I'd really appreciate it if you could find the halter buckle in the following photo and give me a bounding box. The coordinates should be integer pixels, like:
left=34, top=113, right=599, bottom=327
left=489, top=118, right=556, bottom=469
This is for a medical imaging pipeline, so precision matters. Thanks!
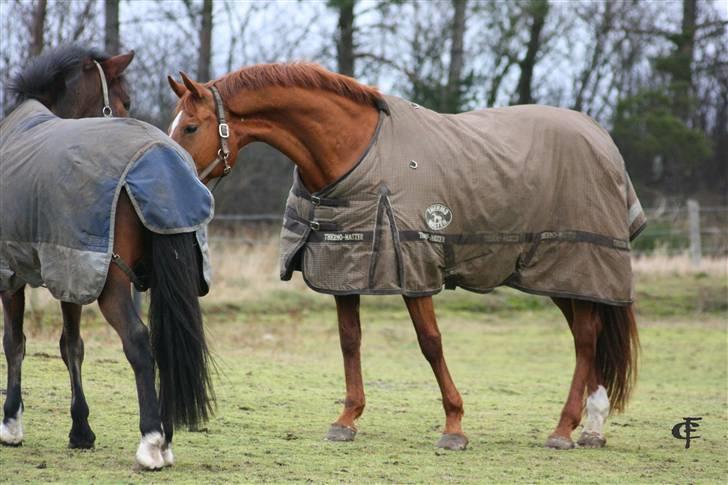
left=218, top=123, right=230, bottom=139
left=223, top=162, right=232, bottom=176
left=102, top=106, right=113, bottom=118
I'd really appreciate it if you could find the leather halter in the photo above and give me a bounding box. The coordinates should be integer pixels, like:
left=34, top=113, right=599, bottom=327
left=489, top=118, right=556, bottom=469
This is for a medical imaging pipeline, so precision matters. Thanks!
left=92, top=60, right=113, bottom=118
left=197, top=86, right=232, bottom=180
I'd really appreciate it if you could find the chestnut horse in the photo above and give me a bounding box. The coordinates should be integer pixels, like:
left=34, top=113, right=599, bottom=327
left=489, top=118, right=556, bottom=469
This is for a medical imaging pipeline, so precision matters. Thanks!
left=1, top=45, right=213, bottom=469
left=168, top=64, right=639, bottom=451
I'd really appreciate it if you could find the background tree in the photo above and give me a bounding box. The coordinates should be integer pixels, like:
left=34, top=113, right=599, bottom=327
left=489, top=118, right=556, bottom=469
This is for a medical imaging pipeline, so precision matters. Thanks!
left=515, top=0, right=549, bottom=104
left=30, top=0, right=47, bottom=56
left=331, top=0, right=356, bottom=76
left=197, top=0, right=213, bottom=81
left=104, top=0, right=119, bottom=54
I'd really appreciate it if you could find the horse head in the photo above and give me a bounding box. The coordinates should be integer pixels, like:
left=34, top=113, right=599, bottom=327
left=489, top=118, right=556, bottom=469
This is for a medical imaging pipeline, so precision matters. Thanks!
left=167, top=73, right=242, bottom=181
left=10, top=45, right=134, bottom=118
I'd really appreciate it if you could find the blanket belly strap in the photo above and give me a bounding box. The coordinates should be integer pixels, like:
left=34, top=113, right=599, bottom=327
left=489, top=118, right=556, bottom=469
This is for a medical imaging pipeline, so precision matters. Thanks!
left=399, top=230, right=630, bottom=251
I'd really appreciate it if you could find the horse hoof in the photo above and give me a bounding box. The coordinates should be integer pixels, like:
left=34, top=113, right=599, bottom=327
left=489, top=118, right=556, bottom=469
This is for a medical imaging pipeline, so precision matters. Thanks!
left=436, top=433, right=468, bottom=451
left=325, top=424, right=356, bottom=442
left=545, top=434, right=575, bottom=450
left=135, top=432, right=165, bottom=470
left=577, top=431, right=606, bottom=448
left=68, top=438, right=95, bottom=449
left=68, top=427, right=96, bottom=449
left=161, top=443, right=175, bottom=467
left=0, top=414, right=24, bottom=446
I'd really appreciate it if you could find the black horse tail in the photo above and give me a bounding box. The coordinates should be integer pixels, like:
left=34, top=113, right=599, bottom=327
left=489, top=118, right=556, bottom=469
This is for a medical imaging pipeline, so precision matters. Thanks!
left=149, top=231, right=214, bottom=435
left=595, top=303, right=640, bottom=413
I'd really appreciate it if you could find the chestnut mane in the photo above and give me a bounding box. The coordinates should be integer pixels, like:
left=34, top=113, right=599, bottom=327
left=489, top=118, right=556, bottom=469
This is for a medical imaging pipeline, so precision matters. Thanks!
left=212, top=63, right=383, bottom=108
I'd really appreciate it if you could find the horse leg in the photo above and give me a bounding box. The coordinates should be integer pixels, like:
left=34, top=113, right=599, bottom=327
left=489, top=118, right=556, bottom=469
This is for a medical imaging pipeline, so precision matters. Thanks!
left=326, top=294, right=365, bottom=442
left=545, top=299, right=605, bottom=449
left=59, top=301, right=96, bottom=449
left=97, top=192, right=169, bottom=470
left=98, top=272, right=169, bottom=469
left=0, top=286, right=26, bottom=446
left=403, top=295, right=467, bottom=450
left=551, top=297, right=608, bottom=448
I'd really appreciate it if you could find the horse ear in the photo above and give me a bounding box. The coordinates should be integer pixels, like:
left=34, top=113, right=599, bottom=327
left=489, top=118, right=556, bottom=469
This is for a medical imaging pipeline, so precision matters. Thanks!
left=100, top=50, right=135, bottom=80
left=179, top=71, right=203, bottom=99
left=168, top=75, right=187, bottom=98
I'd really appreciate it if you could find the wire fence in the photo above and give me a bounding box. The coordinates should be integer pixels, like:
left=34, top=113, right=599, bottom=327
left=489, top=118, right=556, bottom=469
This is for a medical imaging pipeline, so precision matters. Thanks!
left=207, top=203, right=728, bottom=259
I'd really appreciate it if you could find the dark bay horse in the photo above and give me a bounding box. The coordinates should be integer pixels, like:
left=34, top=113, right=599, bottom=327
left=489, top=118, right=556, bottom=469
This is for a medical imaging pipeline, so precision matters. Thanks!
left=168, top=64, right=640, bottom=451
left=1, top=46, right=213, bottom=469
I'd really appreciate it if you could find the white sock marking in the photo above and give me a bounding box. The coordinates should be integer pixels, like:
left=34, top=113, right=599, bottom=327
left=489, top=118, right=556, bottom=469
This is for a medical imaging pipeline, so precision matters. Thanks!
left=583, top=385, right=609, bottom=436
left=161, top=443, right=174, bottom=466
left=0, top=407, right=23, bottom=445
left=135, top=431, right=165, bottom=470
left=169, top=111, right=183, bottom=136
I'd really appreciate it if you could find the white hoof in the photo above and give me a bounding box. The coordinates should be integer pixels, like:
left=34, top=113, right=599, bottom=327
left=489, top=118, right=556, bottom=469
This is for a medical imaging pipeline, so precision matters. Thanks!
left=161, top=443, right=174, bottom=467
left=0, top=409, right=24, bottom=446
left=135, top=432, right=165, bottom=470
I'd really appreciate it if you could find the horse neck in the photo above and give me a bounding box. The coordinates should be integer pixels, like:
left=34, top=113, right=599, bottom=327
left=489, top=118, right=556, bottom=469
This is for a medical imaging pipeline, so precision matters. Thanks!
left=51, top=71, right=102, bottom=118
left=226, top=86, right=380, bottom=192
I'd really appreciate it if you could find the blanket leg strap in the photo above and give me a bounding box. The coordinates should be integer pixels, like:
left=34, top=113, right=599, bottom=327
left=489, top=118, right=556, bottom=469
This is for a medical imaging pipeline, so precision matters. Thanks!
left=111, top=253, right=147, bottom=291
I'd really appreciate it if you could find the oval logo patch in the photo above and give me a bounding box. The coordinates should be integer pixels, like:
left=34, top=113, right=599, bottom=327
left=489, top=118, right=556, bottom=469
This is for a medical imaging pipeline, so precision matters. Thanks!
left=425, top=203, right=453, bottom=231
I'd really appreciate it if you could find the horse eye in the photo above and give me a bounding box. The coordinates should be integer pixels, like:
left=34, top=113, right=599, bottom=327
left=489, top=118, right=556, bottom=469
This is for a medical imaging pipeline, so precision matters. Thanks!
left=123, top=101, right=131, bottom=111
left=184, top=125, right=198, bottom=134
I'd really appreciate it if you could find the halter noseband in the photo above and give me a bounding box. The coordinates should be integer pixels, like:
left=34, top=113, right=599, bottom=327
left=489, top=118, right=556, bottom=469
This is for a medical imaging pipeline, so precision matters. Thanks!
left=197, top=86, right=232, bottom=181
left=92, top=60, right=113, bottom=118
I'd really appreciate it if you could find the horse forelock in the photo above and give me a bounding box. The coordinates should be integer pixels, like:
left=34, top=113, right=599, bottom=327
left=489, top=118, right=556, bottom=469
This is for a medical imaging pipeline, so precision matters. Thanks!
left=9, top=44, right=110, bottom=105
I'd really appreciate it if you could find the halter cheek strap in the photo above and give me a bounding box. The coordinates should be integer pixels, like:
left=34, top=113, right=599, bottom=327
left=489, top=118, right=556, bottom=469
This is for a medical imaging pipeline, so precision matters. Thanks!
left=198, top=86, right=233, bottom=181
left=93, top=60, right=113, bottom=118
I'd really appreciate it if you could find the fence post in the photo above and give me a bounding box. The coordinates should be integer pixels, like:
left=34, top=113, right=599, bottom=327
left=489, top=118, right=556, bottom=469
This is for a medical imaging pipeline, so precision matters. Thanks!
left=687, top=199, right=701, bottom=267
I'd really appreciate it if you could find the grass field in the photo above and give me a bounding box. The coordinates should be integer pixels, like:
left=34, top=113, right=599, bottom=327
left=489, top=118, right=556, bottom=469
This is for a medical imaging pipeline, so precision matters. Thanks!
left=1, top=250, right=726, bottom=483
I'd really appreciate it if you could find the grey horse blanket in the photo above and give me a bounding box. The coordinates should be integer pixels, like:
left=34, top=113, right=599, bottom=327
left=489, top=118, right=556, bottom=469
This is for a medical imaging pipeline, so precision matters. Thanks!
left=0, top=100, right=214, bottom=304
left=280, top=96, right=646, bottom=305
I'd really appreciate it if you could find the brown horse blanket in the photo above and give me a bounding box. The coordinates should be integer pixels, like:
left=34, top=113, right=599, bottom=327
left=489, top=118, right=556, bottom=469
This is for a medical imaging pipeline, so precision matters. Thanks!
left=0, top=100, right=214, bottom=304
left=280, top=96, right=646, bottom=305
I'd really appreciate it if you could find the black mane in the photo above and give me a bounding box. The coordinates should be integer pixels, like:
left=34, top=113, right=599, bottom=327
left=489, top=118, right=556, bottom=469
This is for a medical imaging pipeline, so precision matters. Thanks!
left=10, top=44, right=109, bottom=104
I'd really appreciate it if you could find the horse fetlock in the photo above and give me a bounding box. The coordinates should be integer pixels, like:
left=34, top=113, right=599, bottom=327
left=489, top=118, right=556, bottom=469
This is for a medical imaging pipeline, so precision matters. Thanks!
left=0, top=409, right=24, bottom=446
left=345, top=398, right=365, bottom=417
left=135, top=431, right=168, bottom=470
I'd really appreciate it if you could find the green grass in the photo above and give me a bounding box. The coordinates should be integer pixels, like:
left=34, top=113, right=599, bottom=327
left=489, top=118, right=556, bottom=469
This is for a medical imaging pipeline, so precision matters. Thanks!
left=1, top=275, right=726, bottom=483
